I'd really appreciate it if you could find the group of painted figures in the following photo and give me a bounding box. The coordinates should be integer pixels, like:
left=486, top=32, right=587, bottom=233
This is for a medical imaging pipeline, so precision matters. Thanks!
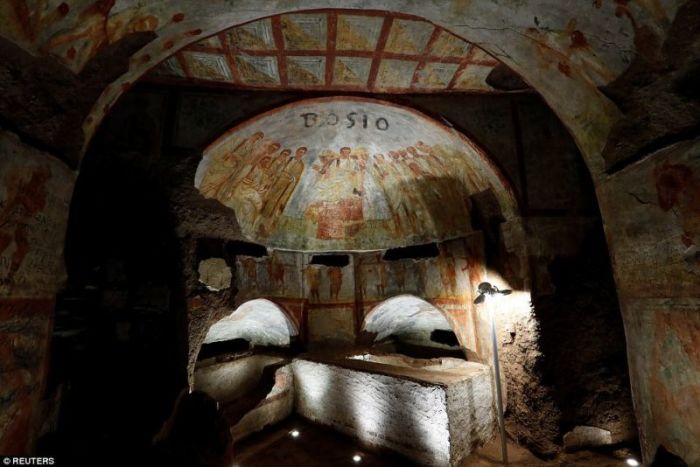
left=235, top=244, right=470, bottom=305
left=199, top=131, right=306, bottom=236
left=199, top=130, right=480, bottom=241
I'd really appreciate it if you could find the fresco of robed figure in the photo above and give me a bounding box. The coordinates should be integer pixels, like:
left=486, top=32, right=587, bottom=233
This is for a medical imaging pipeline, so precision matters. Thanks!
left=195, top=99, right=512, bottom=251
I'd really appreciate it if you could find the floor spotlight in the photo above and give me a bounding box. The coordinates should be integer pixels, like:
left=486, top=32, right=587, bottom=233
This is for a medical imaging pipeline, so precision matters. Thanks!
left=290, top=429, right=300, bottom=438
left=352, top=454, right=362, bottom=463
left=626, top=459, right=640, bottom=466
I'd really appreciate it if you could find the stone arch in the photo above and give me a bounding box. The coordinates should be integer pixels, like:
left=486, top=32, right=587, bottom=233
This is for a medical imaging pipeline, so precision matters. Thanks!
left=361, top=294, right=467, bottom=353
left=192, top=299, right=297, bottom=436
left=34, top=1, right=671, bottom=177
left=0, top=3, right=693, bottom=462
left=201, top=298, right=299, bottom=350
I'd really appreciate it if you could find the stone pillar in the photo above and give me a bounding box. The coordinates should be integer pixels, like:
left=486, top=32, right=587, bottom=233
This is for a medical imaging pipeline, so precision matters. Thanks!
left=0, top=130, right=75, bottom=453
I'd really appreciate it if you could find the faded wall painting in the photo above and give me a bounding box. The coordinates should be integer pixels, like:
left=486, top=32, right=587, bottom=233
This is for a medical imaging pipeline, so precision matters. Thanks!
left=599, top=138, right=700, bottom=463
left=196, top=97, right=514, bottom=251
left=0, top=132, right=75, bottom=298
left=229, top=235, right=488, bottom=354
left=599, top=138, right=700, bottom=299
left=0, top=299, right=54, bottom=453
left=234, top=250, right=304, bottom=302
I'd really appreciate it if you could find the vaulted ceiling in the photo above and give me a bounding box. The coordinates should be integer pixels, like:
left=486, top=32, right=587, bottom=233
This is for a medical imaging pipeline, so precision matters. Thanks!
left=146, top=11, right=501, bottom=93
left=0, top=1, right=684, bottom=175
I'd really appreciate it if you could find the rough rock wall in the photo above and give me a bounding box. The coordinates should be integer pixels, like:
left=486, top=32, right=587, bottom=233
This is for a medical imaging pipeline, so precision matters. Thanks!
left=194, top=354, right=286, bottom=403
left=0, top=130, right=75, bottom=453
left=539, top=226, right=635, bottom=439
left=0, top=34, right=156, bottom=166
left=231, top=363, right=294, bottom=441
left=50, top=137, right=242, bottom=462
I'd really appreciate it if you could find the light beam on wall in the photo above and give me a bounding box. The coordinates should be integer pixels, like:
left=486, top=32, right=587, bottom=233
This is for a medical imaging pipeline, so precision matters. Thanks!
left=474, top=281, right=510, bottom=465
left=363, top=295, right=455, bottom=346
left=202, top=298, right=298, bottom=348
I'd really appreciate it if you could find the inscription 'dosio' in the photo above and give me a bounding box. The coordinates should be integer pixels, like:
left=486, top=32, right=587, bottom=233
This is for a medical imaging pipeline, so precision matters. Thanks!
left=300, top=112, right=390, bottom=131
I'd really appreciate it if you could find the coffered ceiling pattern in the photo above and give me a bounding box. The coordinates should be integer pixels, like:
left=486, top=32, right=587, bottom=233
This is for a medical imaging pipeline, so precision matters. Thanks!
left=147, top=11, right=501, bottom=93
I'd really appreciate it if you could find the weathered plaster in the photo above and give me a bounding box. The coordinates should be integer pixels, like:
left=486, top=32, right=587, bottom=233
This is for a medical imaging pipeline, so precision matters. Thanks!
left=363, top=295, right=453, bottom=342
left=0, top=131, right=75, bottom=298
left=0, top=299, right=54, bottom=454
left=0, top=130, right=75, bottom=453
left=598, top=138, right=700, bottom=464
left=231, top=237, right=499, bottom=357
left=197, top=257, right=232, bottom=291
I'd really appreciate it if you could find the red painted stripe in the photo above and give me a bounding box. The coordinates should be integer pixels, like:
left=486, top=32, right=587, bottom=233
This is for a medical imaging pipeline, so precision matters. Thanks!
left=174, top=51, right=193, bottom=80
left=367, top=15, right=393, bottom=90
left=326, top=10, right=337, bottom=86
left=447, top=43, right=477, bottom=89
left=219, top=31, right=242, bottom=84
left=271, top=15, right=288, bottom=86
left=410, top=24, right=442, bottom=90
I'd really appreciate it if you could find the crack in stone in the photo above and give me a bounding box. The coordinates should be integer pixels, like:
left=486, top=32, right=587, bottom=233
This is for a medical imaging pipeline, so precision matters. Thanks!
left=627, top=191, right=656, bottom=205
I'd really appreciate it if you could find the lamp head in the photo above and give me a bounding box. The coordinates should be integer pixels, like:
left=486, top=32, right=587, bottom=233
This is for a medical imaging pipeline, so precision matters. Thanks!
left=474, top=282, right=512, bottom=304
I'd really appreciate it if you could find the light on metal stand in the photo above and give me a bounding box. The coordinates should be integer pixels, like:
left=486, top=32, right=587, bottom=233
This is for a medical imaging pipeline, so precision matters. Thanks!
left=474, top=282, right=511, bottom=465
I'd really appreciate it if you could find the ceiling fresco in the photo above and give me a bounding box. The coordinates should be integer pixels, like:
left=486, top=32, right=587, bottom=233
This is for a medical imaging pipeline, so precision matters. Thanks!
left=194, top=97, right=517, bottom=251
left=145, top=11, right=500, bottom=93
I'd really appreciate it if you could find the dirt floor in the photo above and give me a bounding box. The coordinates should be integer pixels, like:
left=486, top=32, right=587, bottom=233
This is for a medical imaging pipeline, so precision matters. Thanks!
left=463, top=436, right=637, bottom=467
left=233, top=416, right=638, bottom=467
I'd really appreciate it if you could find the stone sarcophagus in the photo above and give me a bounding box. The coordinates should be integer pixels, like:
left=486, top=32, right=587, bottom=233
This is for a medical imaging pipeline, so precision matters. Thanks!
left=292, top=355, right=496, bottom=466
